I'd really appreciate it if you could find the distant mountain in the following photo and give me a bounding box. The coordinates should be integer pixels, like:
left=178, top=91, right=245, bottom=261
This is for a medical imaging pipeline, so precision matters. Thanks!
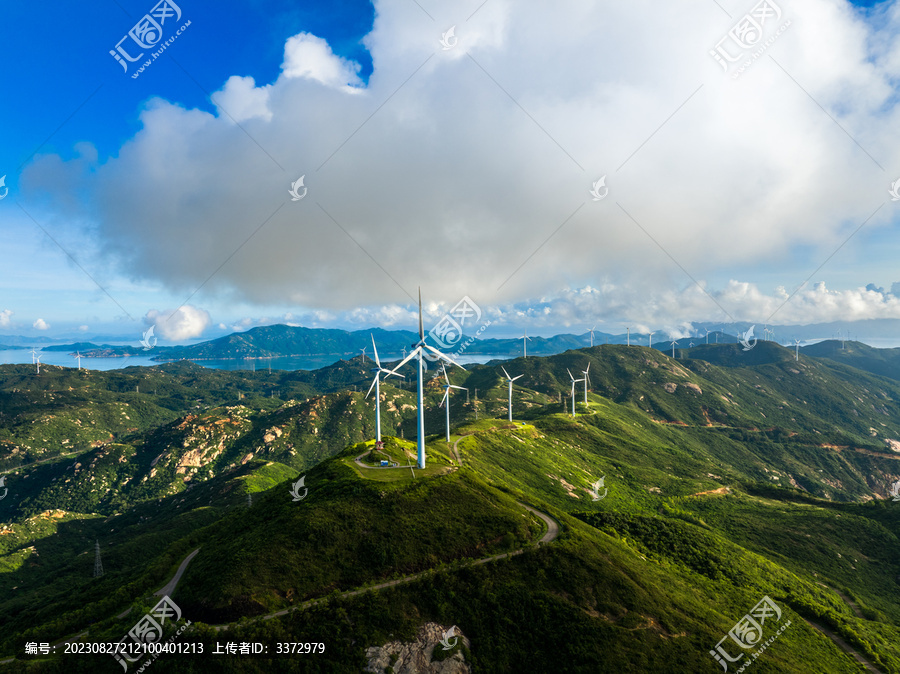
left=803, top=339, right=900, bottom=382
left=39, top=342, right=109, bottom=352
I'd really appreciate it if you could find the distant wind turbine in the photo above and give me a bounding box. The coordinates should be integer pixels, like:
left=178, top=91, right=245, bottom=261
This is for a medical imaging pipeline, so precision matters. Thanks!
left=360, top=346, right=368, bottom=363
left=522, top=329, right=532, bottom=359
left=439, top=364, right=468, bottom=441
left=793, top=338, right=800, bottom=362
left=626, top=327, right=630, bottom=346
left=30, top=347, right=36, bottom=365
left=670, top=340, right=677, bottom=358
left=366, top=334, right=403, bottom=443
left=501, top=366, right=524, bottom=422
left=588, top=326, right=596, bottom=347
left=36, top=354, right=42, bottom=375
left=74, top=352, right=82, bottom=370
left=567, top=369, right=584, bottom=417
left=648, top=331, right=654, bottom=349
left=705, top=329, right=710, bottom=345
left=389, top=288, right=462, bottom=469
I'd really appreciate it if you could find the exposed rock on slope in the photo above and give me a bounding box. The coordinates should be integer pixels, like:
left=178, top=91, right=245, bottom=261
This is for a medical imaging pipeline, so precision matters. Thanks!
left=365, top=623, right=471, bottom=674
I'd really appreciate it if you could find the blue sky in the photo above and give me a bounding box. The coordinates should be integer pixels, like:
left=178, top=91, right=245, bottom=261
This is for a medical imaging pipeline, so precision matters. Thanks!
left=3, top=0, right=900, bottom=344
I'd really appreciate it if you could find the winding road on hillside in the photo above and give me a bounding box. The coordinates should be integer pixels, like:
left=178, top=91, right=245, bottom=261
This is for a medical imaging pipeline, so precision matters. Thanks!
left=212, top=500, right=558, bottom=632
left=451, top=433, right=472, bottom=466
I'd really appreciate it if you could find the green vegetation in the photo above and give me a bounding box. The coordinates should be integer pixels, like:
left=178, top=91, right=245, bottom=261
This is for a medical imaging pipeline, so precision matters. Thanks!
left=2, top=342, right=900, bottom=672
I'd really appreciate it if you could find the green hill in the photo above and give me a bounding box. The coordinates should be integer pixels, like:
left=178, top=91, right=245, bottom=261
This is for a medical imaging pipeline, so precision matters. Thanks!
left=2, top=345, right=900, bottom=671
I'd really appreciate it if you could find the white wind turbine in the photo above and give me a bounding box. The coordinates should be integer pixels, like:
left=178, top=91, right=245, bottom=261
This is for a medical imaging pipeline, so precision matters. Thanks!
left=366, top=334, right=403, bottom=443
left=648, top=331, right=654, bottom=349
left=30, top=347, right=37, bottom=364
left=705, top=329, right=710, bottom=345
left=36, top=354, right=42, bottom=375
left=567, top=369, right=584, bottom=417
left=74, top=352, right=82, bottom=370
left=439, top=364, right=468, bottom=441
left=389, top=289, right=462, bottom=469
left=581, top=363, right=591, bottom=404
left=670, top=340, right=677, bottom=358
left=588, top=325, right=596, bottom=347
left=360, top=345, right=368, bottom=364
left=793, top=338, right=801, bottom=361
left=626, top=327, right=630, bottom=346
left=521, top=329, right=532, bottom=358
left=501, top=366, right=524, bottom=422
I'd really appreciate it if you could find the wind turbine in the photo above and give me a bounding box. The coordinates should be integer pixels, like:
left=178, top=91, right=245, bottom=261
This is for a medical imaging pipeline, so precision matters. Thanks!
left=36, top=354, right=42, bottom=375
left=567, top=369, right=584, bottom=417
left=389, top=289, right=462, bottom=469
left=793, top=338, right=800, bottom=361
left=439, top=364, right=468, bottom=441
left=501, top=366, right=524, bottom=422
left=588, top=325, right=596, bottom=347
left=74, top=352, right=82, bottom=370
left=366, top=335, right=403, bottom=443
left=521, top=329, right=532, bottom=358
left=648, top=331, right=654, bottom=349
left=670, top=340, right=677, bottom=358
left=360, top=346, right=368, bottom=364
left=581, top=363, right=591, bottom=405
left=626, top=327, right=630, bottom=346
left=705, top=329, right=710, bottom=345
left=30, top=348, right=36, bottom=364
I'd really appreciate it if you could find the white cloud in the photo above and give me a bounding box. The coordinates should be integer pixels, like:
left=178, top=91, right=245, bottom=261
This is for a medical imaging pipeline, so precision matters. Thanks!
left=23, top=0, right=900, bottom=328
left=78, top=324, right=89, bottom=331
left=145, top=306, right=211, bottom=340
left=33, top=318, right=49, bottom=330
left=281, top=32, right=364, bottom=90
left=214, top=76, right=272, bottom=122
left=0, top=310, right=11, bottom=327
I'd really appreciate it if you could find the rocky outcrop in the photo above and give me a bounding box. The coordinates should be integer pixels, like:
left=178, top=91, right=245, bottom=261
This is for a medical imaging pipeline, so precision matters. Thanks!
left=365, top=623, right=471, bottom=674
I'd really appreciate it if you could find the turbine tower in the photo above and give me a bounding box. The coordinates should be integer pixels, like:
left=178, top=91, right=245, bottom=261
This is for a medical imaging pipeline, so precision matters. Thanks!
left=30, top=347, right=36, bottom=364
left=793, top=338, right=800, bottom=361
left=366, top=334, right=403, bottom=443
left=501, top=366, right=523, bottom=422
left=670, top=340, right=677, bottom=358
left=521, top=329, right=532, bottom=359
left=360, top=346, right=367, bottom=364
left=93, top=540, right=104, bottom=578
left=36, top=355, right=42, bottom=375
left=389, top=289, right=461, bottom=469
left=581, top=363, right=591, bottom=404
left=567, top=369, right=584, bottom=417
left=626, top=327, right=630, bottom=346
left=439, top=364, right=468, bottom=441
left=588, top=325, right=596, bottom=347
left=648, top=331, right=654, bottom=349
left=705, top=329, right=710, bottom=345
left=74, top=352, right=82, bottom=370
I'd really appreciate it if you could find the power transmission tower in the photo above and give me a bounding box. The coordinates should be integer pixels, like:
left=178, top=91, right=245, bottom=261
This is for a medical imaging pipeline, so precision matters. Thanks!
left=247, top=492, right=252, bottom=507
left=93, top=540, right=104, bottom=578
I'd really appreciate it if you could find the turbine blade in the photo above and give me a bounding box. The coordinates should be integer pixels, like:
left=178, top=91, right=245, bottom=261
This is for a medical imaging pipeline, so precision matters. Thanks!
left=567, top=368, right=575, bottom=381
left=366, top=374, right=378, bottom=398
left=371, top=334, right=380, bottom=367
left=381, top=367, right=405, bottom=378
left=585, top=363, right=590, bottom=373
left=512, top=375, right=524, bottom=381
left=442, top=362, right=450, bottom=385
left=389, top=347, right=420, bottom=373
left=501, top=366, right=511, bottom=380
left=450, top=385, right=467, bottom=391
left=424, top=344, right=462, bottom=368
left=418, top=287, right=424, bottom=341
left=440, top=388, right=449, bottom=406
